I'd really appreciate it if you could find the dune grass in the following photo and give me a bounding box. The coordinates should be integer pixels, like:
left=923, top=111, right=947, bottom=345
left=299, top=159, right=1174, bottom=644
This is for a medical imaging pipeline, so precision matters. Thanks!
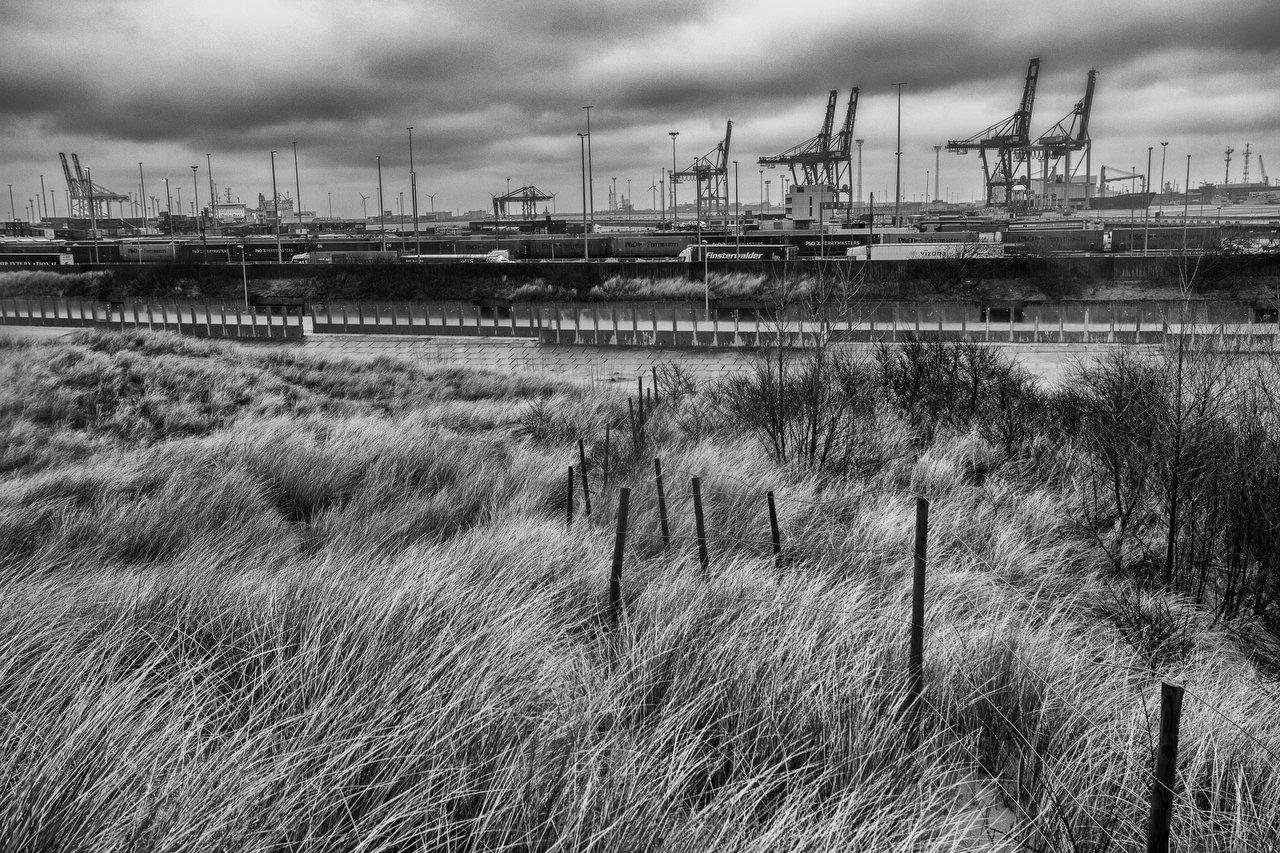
left=0, top=330, right=1277, bottom=851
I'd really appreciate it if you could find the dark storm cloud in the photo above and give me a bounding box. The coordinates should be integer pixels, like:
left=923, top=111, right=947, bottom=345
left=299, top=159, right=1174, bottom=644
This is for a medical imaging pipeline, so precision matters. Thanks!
left=1, top=0, right=1276, bottom=218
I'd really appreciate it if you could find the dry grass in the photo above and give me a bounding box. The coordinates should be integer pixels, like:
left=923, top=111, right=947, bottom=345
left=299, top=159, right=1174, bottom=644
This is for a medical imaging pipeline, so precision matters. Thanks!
left=0, top=330, right=1276, bottom=851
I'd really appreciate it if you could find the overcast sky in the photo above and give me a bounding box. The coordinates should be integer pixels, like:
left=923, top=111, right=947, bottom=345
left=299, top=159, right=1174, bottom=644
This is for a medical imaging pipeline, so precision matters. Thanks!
left=2, top=0, right=1277, bottom=220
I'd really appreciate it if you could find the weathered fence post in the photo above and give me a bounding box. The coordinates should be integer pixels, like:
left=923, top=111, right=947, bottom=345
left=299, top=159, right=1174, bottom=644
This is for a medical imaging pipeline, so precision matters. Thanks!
left=610, top=487, right=630, bottom=627
left=1147, top=682, right=1184, bottom=853
left=637, top=376, right=645, bottom=427
left=652, top=366, right=660, bottom=406
left=906, top=496, right=929, bottom=748
left=577, top=438, right=592, bottom=518
left=628, top=398, right=640, bottom=450
left=692, top=476, right=709, bottom=572
left=767, top=490, right=782, bottom=572
left=566, top=465, right=575, bottom=527
left=603, top=425, right=610, bottom=485
left=652, top=458, right=671, bottom=550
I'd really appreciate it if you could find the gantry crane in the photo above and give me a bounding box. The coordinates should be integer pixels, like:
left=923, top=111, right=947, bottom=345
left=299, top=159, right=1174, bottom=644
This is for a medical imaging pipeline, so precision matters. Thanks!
left=947, top=58, right=1040, bottom=208
left=492, top=185, right=555, bottom=220
left=757, top=88, right=858, bottom=207
left=672, top=121, right=733, bottom=216
left=59, top=153, right=129, bottom=218
left=1029, top=68, right=1096, bottom=210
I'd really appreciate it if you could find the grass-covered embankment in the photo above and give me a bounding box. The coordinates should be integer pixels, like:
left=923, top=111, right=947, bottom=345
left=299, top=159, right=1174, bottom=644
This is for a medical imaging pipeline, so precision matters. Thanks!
left=0, top=329, right=1277, bottom=850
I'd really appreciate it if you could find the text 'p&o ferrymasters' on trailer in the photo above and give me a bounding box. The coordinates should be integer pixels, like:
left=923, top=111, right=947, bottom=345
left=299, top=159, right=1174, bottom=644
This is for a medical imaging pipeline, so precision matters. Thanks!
left=845, top=242, right=1005, bottom=261
left=678, top=244, right=798, bottom=262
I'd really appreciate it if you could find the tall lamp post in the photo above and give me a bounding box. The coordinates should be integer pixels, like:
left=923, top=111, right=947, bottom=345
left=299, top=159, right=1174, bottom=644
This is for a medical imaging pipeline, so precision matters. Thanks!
left=270, top=150, right=281, bottom=262
left=292, top=141, right=303, bottom=232
left=407, top=126, right=419, bottom=257
left=206, top=153, right=215, bottom=227
left=1158, top=141, right=1169, bottom=214
left=669, top=131, right=679, bottom=226
left=1181, top=154, right=1191, bottom=252
left=138, top=163, right=147, bottom=232
left=162, top=176, right=173, bottom=260
left=578, top=133, right=589, bottom=261
left=583, top=105, right=595, bottom=229
left=87, top=167, right=98, bottom=263
left=733, top=159, right=740, bottom=256
left=892, top=82, right=905, bottom=225
left=933, top=144, right=942, bottom=204
left=239, top=244, right=249, bottom=309
left=191, top=164, right=205, bottom=257
left=376, top=155, right=386, bottom=251
left=1142, top=146, right=1153, bottom=255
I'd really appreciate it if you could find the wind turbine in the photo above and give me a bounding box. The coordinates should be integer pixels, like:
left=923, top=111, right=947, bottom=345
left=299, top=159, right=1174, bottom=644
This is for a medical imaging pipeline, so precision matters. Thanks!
left=649, top=178, right=658, bottom=213
left=425, top=192, right=436, bottom=213
left=358, top=193, right=369, bottom=219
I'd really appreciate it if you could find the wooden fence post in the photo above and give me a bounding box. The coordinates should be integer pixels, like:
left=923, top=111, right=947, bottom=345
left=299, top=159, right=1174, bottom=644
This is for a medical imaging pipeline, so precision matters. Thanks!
left=610, top=487, right=630, bottom=627
left=1147, top=682, right=1184, bottom=853
left=628, top=398, right=640, bottom=450
left=654, top=458, right=670, bottom=549
left=652, top=366, right=660, bottom=406
left=767, top=490, right=782, bottom=572
left=692, top=476, right=709, bottom=572
left=637, top=376, right=645, bottom=428
left=603, top=425, right=610, bottom=485
left=566, top=466, right=575, bottom=527
left=906, top=496, right=929, bottom=748
left=577, top=438, right=592, bottom=518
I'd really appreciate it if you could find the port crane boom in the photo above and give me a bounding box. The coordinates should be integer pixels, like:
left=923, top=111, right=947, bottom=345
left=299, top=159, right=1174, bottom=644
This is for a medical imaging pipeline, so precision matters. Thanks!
left=59, top=152, right=129, bottom=217
left=757, top=88, right=857, bottom=209
left=947, top=58, right=1040, bottom=208
left=1029, top=69, right=1096, bottom=209
left=672, top=121, right=733, bottom=215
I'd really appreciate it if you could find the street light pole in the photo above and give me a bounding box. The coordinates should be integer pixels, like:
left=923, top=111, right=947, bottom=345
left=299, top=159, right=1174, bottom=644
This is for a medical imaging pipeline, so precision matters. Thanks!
left=240, top=244, right=249, bottom=308
left=163, top=176, right=173, bottom=260
left=38, top=174, right=47, bottom=220
left=376, top=155, right=386, bottom=251
left=1143, top=146, right=1153, bottom=255
left=292, top=141, right=303, bottom=232
left=669, top=131, right=679, bottom=226
left=1159, top=141, right=1169, bottom=212
left=408, top=126, right=419, bottom=257
left=1182, top=154, right=1191, bottom=253
left=734, top=159, right=740, bottom=256
left=583, top=105, right=594, bottom=229
left=137, top=162, right=146, bottom=262
left=206, top=153, right=215, bottom=227
left=270, top=150, right=281, bottom=262
left=578, top=132, right=589, bottom=261
left=192, top=164, right=205, bottom=258
left=892, top=82, right=905, bottom=225
left=933, top=144, right=941, bottom=204
left=87, top=167, right=98, bottom=263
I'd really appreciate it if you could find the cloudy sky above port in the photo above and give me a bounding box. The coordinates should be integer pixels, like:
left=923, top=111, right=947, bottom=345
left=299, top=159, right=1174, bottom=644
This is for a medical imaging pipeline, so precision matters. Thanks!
left=2, top=0, right=1277, bottom=220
